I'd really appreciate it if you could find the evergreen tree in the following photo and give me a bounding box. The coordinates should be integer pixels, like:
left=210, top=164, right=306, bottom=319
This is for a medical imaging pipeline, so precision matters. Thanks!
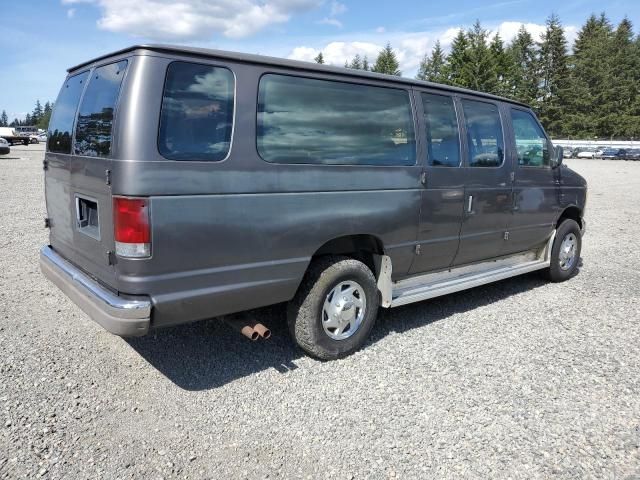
left=416, top=41, right=447, bottom=83
left=445, top=29, right=470, bottom=87
left=362, top=56, right=370, bottom=71
left=462, top=20, right=498, bottom=93
left=372, top=43, right=401, bottom=76
left=507, top=26, right=539, bottom=105
left=32, top=100, right=43, bottom=125
left=0, top=110, right=7, bottom=127
left=24, top=113, right=32, bottom=126
left=537, top=14, right=570, bottom=137
left=490, top=33, right=514, bottom=97
left=349, top=54, right=363, bottom=70
left=603, top=17, right=639, bottom=137
left=314, top=52, right=324, bottom=64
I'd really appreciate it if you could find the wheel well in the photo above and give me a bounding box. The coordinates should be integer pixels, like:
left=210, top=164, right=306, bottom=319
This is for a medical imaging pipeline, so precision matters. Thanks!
left=557, top=206, right=582, bottom=229
left=313, top=234, right=384, bottom=275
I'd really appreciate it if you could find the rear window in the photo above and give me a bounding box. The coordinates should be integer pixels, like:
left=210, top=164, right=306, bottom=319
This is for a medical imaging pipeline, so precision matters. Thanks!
left=257, top=74, right=416, bottom=166
left=158, top=62, right=235, bottom=161
left=48, top=71, right=89, bottom=154
left=74, top=60, right=128, bottom=157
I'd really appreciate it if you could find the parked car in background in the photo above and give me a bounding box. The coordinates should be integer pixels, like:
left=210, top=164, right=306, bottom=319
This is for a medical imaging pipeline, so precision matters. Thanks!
left=601, top=148, right=627, bottom=160
left=577, top=149, right=597, bottom=158
left=562, top=147, right=572, bottom=158
left=623, top=149, right=640, bottom=161
left=0, top=137, right=9, bottom=155
left=36, top=132, right=47, bottom=143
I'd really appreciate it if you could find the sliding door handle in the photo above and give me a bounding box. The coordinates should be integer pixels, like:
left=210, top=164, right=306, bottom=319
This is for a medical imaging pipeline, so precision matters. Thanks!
left=467, top=195, right=474, bottom=214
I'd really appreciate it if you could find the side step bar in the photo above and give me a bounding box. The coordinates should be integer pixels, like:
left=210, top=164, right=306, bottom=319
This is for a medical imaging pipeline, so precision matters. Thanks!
left=379, top=231, right=555, bottom=308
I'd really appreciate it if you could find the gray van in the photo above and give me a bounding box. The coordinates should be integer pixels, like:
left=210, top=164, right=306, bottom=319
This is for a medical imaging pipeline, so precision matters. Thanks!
left=40, top=45, right=587, bottom=360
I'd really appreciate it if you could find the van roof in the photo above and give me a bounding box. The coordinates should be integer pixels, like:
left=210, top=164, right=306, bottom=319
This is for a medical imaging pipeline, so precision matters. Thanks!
left=68, top=44, right=530, bottom=108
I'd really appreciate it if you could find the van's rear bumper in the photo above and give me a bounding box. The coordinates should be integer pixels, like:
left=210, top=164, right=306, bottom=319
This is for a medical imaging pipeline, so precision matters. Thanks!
left=39, top=246, right=151, bottom=336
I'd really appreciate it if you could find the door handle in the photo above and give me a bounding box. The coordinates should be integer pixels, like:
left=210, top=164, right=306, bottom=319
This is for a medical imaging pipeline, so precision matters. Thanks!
left=467, top=195, right=474, bottom=214
left=420, top=172, right=427, bottom=186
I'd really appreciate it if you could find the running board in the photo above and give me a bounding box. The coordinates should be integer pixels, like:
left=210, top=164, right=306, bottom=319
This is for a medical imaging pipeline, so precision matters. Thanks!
left=384, top=231, right=555, bottom=308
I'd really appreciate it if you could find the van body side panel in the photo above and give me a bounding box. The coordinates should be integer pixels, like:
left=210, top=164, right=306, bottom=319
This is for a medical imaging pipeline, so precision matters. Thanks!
left=116, top=190, right=419, bottom=327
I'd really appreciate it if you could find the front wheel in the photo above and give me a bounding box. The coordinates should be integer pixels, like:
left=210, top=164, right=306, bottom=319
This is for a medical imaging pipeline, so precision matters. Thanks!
left=287, top=256, right=379, bottom=360
left=544, top=219, right=582, bottom=282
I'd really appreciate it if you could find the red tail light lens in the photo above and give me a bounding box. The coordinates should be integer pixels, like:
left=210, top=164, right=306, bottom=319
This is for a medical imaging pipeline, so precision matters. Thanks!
left=113, top=197, right=150, bottom=257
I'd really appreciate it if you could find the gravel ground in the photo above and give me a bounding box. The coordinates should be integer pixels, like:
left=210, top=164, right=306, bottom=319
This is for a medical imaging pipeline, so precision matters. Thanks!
left=1, top=144, right=639, bottom=479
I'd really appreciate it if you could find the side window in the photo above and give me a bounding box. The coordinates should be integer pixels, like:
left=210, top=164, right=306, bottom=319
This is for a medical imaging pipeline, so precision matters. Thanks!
left=511, top=109, right=550, bottom=167
left=257, top=74, right=416, bottom=166
left=158, top=62, right=234, bottom=161
left=74, top=60, right=128, bottom=157
left=421, top=93, right=460, bottom=167
left=461, top=99, right=504, bottom=167
left=48, top=71, right=89, bottom=154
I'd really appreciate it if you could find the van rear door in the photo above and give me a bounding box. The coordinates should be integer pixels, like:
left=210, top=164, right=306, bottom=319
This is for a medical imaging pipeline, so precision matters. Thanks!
left=45, top=60, right=128, bottom=289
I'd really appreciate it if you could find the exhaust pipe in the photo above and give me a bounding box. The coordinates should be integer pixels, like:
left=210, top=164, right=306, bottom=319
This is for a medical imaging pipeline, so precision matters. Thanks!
left=251, top=322, right=271, bottom=340
left=223, top=317, right=259, bottom=341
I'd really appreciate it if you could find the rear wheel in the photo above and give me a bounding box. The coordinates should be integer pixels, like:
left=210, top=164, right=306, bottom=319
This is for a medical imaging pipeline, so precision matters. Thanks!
left=544, top=219, right=582, bottom=282
left=287, top=256, right=379, bottom=360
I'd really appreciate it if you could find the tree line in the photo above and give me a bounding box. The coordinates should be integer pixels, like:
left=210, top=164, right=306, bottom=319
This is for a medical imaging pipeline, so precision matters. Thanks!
left=315, top=13, right=640, bottom=139
left=0, top=100, right=53, bottom=130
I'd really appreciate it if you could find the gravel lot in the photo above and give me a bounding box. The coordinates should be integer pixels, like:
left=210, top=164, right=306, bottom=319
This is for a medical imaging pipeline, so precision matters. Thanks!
left=1, top=144, right=639, bottom=479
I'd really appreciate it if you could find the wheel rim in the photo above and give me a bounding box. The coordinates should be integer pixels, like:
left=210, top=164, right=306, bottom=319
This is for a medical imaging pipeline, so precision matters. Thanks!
left=558, top=233, right=578, bottom=271
left=322, top=280, right=367, bottom=340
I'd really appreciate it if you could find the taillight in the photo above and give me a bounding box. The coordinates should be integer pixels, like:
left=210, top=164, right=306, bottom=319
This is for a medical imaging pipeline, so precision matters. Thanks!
left=113, top=197, right=151, bottom=258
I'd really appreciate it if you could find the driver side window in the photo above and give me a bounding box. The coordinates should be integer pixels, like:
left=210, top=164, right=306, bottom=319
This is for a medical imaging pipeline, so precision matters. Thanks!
left=511, top=109, right=550, bottom=167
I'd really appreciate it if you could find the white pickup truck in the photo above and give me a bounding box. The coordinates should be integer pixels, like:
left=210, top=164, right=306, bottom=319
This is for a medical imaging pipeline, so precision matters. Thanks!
left=0, top=127, right=30, bottom=146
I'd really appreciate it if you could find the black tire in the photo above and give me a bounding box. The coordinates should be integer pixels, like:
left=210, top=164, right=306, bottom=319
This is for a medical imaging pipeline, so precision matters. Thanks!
left=544, top=219, right=582, bottom=282
left=287, top=256, right=379, bottom=360
left=30, top=138, right=38, bottom=144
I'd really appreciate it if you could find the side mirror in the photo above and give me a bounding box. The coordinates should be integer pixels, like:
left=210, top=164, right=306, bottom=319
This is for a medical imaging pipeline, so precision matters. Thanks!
left=551, top=145, right=563, bottom=168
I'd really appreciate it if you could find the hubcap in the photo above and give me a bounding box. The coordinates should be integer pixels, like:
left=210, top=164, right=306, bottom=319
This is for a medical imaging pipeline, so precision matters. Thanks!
left=322, top=281, right=367, bottom=340
left=558, top=233, right=578, bottom=271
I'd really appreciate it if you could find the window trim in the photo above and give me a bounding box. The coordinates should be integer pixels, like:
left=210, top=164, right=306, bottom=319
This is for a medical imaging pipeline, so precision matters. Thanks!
left=71, top=59, right=130, bottom=158
left=510, top=106, right=553, bottom=170
left=255, top=71, right=418, bottom=167
left=156, top=60, right=237, bottom=163
left=418, top=90, right=463, bottom=168
left=459, top=96, right=506, bottom=169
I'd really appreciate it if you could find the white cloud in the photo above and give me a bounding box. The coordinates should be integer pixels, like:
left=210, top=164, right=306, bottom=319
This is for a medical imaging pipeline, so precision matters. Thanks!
left=287, top=20, right=578, bottom=77
left=375, top=26, right=386, bottom=34
left=289, top=41, right=382, bottom=66
left=329, top=1, right=347, bottom=16
left=60, top=0, right=322, bottom=40
left=317, top=17, right=343, bottom=28
left=67, top=8, right=76, bottom=18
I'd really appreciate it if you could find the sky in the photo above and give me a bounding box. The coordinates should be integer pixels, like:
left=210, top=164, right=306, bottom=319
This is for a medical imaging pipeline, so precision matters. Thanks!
left=0, top=0, right=638, bottom=121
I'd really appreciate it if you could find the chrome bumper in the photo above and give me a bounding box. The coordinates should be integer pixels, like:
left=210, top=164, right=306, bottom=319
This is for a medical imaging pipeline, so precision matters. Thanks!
left=39, top=246, right=151, bottom=336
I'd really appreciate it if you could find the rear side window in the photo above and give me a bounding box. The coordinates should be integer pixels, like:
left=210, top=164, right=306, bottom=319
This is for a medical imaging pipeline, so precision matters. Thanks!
left=422, top=93, right=460, bottom=167
left=511, top=109, right=550, bottom=167
left=461, top=99, right=504, bottom=167
left=74, top=60, right=128, bottom=157
left=158, top=62, right=234, bottom=161
left=48, top=71, right=89, bottom=154
left=257, top=74, right=416, bottom=166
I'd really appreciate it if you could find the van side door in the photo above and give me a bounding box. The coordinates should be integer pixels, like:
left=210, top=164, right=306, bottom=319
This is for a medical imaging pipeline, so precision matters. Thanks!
left=408, top=90, right=465, bottom=274
left=452, top=97, right=512, bottom=266
left=502, top=107, right=559, bottom=255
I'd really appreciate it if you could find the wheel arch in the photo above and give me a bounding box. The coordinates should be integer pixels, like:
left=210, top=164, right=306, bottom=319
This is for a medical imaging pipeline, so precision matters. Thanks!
left=556, top=205, right=583, bottom=230
left=311, top=234, right=386, bottom=276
